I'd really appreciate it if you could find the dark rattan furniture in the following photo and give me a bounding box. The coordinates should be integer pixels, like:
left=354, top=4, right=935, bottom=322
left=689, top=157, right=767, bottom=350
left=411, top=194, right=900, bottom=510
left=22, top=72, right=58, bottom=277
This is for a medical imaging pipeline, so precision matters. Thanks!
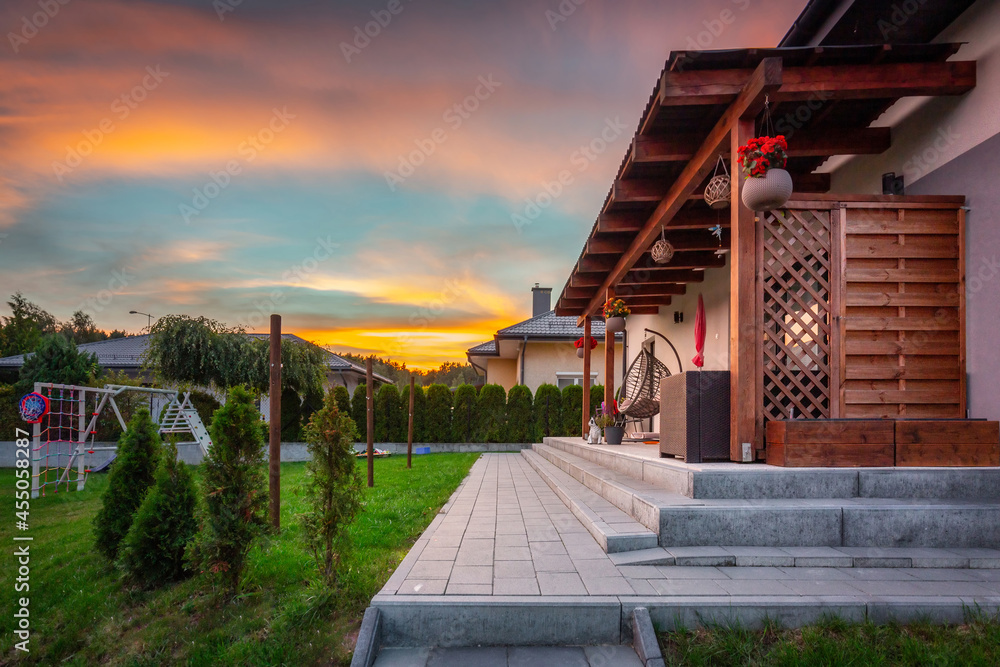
left=659, top=371, right=730, bottom=462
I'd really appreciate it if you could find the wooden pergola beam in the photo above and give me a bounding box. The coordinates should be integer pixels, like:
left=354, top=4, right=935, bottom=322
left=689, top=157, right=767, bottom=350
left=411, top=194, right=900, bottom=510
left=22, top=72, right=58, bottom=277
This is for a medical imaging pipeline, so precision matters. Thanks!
left=618, top=269, right=706, bottom=286
left=659, top=60, right=975, bottom=107
left=631, top=128, right=890, bottom=165
left=576, top=57, right=783, bottom=326
left=588, top=229, right=732, bottom=255
left=597, top=209, right=732, bottom=233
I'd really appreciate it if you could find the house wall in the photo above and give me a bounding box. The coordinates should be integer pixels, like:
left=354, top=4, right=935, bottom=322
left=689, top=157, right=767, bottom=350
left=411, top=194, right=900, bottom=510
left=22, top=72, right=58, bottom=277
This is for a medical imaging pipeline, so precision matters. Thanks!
left=823, top=0, right=1000, bottom=421
left=621, top=260, right=731, bottom=432
left=486, top=358, right=518, bottom=391
left=518, top=341, right=623, bottom=394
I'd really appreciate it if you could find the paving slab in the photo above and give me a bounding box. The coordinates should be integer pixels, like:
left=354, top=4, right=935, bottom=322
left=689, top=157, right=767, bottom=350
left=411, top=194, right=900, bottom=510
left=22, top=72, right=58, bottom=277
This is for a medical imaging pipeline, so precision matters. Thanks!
left=372, top=454, right=1000, bottom=649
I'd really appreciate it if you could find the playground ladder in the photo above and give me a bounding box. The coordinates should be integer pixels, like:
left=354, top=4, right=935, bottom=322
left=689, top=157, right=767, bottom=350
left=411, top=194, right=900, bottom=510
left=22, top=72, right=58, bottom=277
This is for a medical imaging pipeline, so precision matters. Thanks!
left=158, top=392, right=212, bottom=455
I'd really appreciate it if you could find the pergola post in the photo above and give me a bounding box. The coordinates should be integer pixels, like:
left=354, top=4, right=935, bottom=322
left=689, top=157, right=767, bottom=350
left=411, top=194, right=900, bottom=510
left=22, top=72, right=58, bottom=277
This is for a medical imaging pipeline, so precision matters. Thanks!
left=730, top=118, right=758, bottom=462
left=604, top=287, right=615, bottom=415
left=582, top=316, right=591, bottom=437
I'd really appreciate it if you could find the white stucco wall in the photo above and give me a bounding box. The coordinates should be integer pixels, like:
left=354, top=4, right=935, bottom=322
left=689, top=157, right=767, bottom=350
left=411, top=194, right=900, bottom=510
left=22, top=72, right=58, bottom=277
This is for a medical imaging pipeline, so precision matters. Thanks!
left=621, top=259, right=731, bottom=432
left=518, top=340, right=623, bottom=394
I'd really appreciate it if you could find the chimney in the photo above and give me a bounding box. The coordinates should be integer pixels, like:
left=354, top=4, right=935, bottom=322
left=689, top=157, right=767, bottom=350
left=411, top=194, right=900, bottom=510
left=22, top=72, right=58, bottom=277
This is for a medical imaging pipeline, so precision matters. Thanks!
left=531, top=283, right=552, bottom=317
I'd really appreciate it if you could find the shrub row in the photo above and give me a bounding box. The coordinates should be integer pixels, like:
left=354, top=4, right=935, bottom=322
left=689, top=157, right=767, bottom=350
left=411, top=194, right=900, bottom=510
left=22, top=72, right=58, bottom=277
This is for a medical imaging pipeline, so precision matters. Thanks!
left=347, top=382, right=605, bottom=444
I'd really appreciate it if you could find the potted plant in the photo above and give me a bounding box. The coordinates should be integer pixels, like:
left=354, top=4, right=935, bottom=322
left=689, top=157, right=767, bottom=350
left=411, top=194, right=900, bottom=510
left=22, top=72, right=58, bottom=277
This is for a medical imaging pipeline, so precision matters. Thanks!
left=595, top=400, right=624, bottom=445
left=574, top=336, right=597, bottom=358
left=603, top=298, right=630, bottom=334
left=737, top=134, right=792, bottom=211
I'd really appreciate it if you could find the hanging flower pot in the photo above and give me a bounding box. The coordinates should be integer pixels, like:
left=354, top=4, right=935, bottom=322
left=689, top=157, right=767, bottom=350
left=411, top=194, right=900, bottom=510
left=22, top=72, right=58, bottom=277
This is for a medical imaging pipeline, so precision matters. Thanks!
left=741, top=168, right=793, bottom=211
left=574, top=336, right=597, bottom=359
left=603, top=298, right=630, bottom=333
left=737, top=134, right=791, bottom=211
left=704, top=155, right=731, bottom=209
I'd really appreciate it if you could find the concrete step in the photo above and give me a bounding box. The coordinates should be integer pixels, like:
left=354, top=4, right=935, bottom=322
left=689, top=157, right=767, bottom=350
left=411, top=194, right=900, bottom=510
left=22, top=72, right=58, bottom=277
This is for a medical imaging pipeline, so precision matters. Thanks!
left=372, top=645, right=643, bottom=667
left=533, top=443, right=1000, bottom=549
left=608, top=545, right=1000, bottom=568
left=521, top=450, right=657, bottom=554
left=543, top=437, right=1000, bottom=501
left=532, top=444, right=695, bottom=533
left=659, top=497, right=1000, bottom=548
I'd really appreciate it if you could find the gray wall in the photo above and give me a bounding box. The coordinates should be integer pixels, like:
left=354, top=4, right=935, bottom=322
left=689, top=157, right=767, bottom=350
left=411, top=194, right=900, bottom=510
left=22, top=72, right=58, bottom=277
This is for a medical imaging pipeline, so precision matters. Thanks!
left=907, top=130, right=1000, bottom=421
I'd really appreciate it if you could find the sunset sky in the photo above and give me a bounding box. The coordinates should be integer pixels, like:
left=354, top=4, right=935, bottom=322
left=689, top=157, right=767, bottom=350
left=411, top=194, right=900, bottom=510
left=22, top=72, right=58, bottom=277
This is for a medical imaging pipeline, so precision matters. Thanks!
left=1, top=0, right=804, bottom=369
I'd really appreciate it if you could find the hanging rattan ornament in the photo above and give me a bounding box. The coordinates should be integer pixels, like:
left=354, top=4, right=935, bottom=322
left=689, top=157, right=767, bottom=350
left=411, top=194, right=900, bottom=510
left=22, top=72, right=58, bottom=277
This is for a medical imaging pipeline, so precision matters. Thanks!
left=650, top=226, right=675, bottom=264
left=704, top=155, right=731, bottom=209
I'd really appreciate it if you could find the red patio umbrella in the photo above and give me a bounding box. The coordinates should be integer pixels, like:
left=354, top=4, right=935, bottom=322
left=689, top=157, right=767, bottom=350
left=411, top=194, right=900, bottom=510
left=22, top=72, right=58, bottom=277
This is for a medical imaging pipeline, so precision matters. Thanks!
left=692, top=293, right=705, bottom=368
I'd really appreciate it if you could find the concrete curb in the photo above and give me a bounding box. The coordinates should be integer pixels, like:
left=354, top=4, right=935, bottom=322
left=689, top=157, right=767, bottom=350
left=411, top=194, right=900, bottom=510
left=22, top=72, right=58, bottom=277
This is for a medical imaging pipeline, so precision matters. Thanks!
left=631, top=607, right=666, bottom=667
left=350, top=607, right=381, bottom=667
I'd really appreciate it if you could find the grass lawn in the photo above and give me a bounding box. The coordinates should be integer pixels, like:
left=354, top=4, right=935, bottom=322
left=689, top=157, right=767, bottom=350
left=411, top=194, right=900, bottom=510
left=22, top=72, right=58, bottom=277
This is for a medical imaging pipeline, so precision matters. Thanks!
left=0, top=453, right=479, bottom=666
left=659, top=613, right=1000, bottom=666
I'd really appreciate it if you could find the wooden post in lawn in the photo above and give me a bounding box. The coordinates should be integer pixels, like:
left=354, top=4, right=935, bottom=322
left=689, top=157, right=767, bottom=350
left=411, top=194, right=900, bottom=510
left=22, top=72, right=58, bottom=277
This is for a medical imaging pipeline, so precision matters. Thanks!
left=268, top=314, right=281, bottom=529
left=582, top=316, right=591, bottom=438
left=407, top=375, right=415, bottom=469
left=366, top=356, right=374, bottom=488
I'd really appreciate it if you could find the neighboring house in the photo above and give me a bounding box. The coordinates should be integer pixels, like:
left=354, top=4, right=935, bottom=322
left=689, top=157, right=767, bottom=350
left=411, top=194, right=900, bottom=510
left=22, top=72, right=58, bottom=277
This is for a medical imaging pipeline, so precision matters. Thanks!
left=0, top=332, right=392, bottom=394
left=467, top=285, right=622, bottom=393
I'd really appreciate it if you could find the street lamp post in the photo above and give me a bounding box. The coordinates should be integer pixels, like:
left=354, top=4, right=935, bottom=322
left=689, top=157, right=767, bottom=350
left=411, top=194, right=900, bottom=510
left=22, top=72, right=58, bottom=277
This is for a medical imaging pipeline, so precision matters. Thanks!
left=129, top=310, right=154, bottom=331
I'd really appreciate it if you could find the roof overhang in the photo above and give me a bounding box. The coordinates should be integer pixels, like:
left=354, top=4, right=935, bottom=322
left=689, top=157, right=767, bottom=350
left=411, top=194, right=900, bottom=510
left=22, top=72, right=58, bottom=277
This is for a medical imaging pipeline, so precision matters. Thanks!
left=553, top=44, right=975, bottom=323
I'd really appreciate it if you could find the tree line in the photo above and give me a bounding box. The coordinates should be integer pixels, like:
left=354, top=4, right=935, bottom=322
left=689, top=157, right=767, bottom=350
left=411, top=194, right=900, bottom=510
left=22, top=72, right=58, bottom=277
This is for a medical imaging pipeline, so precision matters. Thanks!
left=332, top=352, right=480, bottom=389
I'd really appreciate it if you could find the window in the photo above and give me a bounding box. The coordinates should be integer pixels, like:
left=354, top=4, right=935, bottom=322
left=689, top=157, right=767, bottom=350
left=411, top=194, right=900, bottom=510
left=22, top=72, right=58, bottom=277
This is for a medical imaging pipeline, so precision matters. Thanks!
left=556, top=372, right=598, bottom=389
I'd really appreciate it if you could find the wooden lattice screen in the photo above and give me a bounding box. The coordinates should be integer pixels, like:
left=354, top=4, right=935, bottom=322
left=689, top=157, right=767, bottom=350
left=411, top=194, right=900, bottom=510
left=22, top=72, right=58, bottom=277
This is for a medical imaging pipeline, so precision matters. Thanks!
left=758, top=207, right=838, bottom=423
left=837, top=203, right=965, bottom=418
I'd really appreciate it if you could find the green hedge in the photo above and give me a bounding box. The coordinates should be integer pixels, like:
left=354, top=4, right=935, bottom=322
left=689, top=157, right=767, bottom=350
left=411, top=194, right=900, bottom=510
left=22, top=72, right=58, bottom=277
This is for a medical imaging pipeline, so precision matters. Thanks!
left=452, top=384, right=477, bottom=442
left=475, top=384, right=507, bottom=443
left=561, top=384, right=583, bottom=437
left=351, top=384, right=368, bottom=441
left=505, top=385, right=535, bottom=443
left=400, top=383, right=427, bottom=442
left=534, top=384, right=562, bottom=438
left=374, top=384, right=404, bottom=442
left=425, top=384, right=452, bottom=442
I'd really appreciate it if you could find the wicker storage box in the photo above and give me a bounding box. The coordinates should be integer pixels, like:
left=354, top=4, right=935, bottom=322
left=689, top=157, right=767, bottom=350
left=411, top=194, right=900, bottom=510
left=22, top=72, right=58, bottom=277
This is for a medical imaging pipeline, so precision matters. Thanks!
left=659, top=371, right=730, bottom=462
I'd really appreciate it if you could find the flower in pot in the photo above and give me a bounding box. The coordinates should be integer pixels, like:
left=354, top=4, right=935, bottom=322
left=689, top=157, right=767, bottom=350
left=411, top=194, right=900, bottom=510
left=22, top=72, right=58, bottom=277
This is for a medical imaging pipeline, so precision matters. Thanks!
left=574, top=335, right=598, bottom=358
left=737, top=135, right=792, bottom=211
left=596, top=400, right=624, bottom=445
left=603, top=298, right=630, bottom=334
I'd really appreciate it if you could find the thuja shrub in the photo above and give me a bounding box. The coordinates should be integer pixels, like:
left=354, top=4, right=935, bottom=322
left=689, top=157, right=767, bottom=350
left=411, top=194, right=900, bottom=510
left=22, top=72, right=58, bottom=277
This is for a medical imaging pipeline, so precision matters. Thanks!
left=374, top=383, right=403, bottom=442
left=534, top=383, right=563, bottom=438
left=351, top=384, right=368, bottom=441
left=400, top=383, right=427, bottom=442
left=561, top=384, right=584, bottom=436
left=332, top=385, right=352, bottom=417
left=452, top=384, right=477, bottom=442
left=505, top=385, right=535, bottom=443
left=425, top=384, right=452, bottom=442
left=280, top=387, right=303, bottom=442
left=300, top=390, right=364, bottom=587
left=475, top=384, right=507, bottom=443
left=590, top=384, right=605, bottom=417
left=93, top=408, right=162, bottom=560
left=187, top=386, right=268, bottom=595
left=116, top=440, right=198, bottom=588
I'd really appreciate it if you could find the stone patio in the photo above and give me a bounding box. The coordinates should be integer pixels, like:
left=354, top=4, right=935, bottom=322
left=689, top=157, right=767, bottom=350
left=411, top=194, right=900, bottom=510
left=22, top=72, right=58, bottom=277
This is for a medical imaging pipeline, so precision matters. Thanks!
left=368, top=453, right=1000, bottom=657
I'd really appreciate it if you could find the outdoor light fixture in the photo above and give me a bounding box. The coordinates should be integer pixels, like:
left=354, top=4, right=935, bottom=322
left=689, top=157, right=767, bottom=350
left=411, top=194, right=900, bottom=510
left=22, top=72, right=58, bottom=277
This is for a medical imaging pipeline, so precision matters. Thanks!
left=129, top=310, right=154, bottom=330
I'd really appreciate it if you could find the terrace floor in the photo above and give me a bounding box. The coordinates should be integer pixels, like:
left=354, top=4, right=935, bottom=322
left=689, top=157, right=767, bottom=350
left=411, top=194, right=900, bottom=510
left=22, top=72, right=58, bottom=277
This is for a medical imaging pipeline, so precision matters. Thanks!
left=376, top=454, right=1000, bottom=603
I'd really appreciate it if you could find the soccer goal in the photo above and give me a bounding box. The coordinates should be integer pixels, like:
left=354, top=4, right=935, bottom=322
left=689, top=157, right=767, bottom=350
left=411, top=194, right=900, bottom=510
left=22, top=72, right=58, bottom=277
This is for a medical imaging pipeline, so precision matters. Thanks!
left=22, top=382, right=211, bottom=499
